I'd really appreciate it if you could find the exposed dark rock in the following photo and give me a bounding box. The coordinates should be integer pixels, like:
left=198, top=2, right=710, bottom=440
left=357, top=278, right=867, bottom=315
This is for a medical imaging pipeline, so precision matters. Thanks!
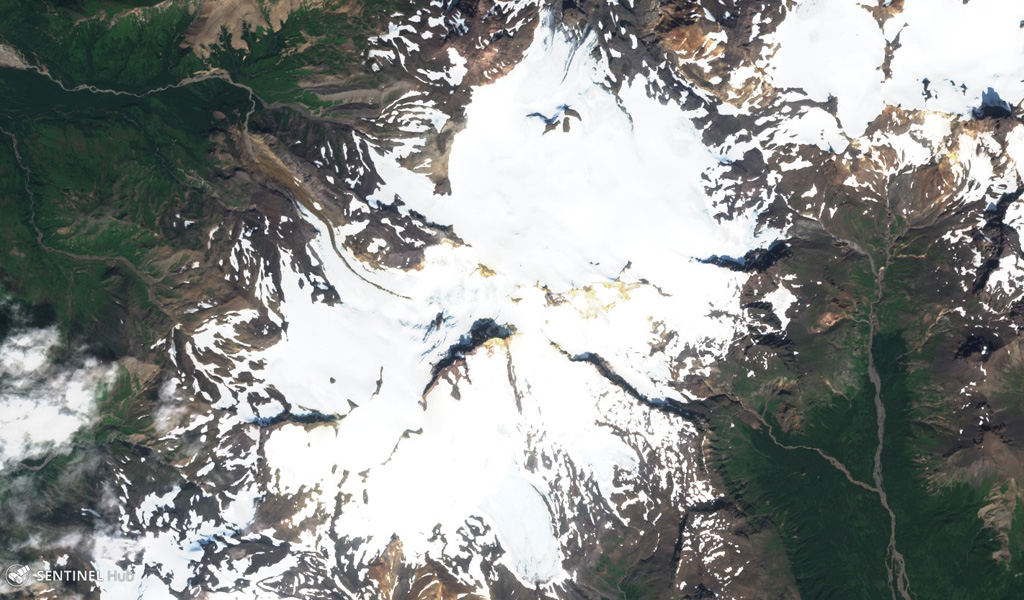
left=973, top=87, right=1013, bottom=119
left=701, top=241, right=791, bottom=273
left=424, top=319, right=516, bottom=393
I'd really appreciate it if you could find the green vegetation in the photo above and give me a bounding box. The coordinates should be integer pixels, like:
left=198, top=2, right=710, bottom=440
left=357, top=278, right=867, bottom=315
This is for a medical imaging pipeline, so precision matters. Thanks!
left=86, top=367, right=154, bottom=445
left=0, top=0, right=411, bottom=347
left=991, top=352, right=1024, bottom=422
left=206, top=0, right=412, bottom=106
left=0, top=0, right=204, bottom=92
left=0, top=66, right=250, bottom=351
left=0, top=0, right=413, bottom=108
left=592, top=543, right=662, bottom=600
left=873, top=332, right=1024, bottom=599
left=715, top=203, right=1024, bottom=598
left=716, top=420, right=893, bottom=599
left=717, top=333, right=1024, bottom=599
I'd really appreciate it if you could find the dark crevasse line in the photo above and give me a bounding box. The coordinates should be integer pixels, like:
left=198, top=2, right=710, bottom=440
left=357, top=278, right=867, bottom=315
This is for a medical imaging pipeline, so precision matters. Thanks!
left=564, top=350, right=707, bottom=426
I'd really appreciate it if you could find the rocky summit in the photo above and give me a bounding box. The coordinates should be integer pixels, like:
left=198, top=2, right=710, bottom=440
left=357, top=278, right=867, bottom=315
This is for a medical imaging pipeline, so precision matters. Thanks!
left=1, top=0, right=1024, bottom=598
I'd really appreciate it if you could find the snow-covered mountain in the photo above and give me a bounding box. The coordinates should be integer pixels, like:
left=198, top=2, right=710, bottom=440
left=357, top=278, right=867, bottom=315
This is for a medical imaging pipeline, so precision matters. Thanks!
left=5, top=0, right=1024, bottom=598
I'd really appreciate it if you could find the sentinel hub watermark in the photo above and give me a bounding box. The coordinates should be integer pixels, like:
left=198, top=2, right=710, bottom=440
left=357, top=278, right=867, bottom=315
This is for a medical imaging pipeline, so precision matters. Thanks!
left=5, top=563, right=135, bottom=588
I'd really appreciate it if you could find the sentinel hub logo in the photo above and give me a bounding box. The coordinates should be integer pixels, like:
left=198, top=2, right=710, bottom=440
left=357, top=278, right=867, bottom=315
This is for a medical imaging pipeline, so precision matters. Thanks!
left=5, top=564, right=28, bottom=587
left=4, top=563, right=134, bottom=587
